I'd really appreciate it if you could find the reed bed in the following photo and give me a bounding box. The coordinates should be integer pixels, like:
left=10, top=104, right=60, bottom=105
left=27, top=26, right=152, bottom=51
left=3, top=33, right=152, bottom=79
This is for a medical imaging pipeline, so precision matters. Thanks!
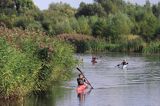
left=143, top=41, right=160, bottom=55
left=0, top=27, right=77, bottom=100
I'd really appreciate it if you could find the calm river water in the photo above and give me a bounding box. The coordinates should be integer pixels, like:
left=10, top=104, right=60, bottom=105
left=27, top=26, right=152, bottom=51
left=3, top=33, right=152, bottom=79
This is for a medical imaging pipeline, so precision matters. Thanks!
left=3, top=53, right=160, bottom=106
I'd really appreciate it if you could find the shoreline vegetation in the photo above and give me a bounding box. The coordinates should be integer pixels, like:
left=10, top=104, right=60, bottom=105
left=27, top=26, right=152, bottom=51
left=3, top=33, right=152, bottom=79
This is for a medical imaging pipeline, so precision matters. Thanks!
left=58, top=34, right=160, bottom=55
left=0, top=0, right=159, bottom=54
left=0, top=27, right=77, bottom=100
left=0, top=0, right=160, bottom=101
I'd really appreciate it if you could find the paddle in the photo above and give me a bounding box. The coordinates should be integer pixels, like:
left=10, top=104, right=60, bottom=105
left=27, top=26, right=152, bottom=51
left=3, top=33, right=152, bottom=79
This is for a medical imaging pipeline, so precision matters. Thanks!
left=116, top=62, right=128, bottom=67
left=76, top=67, right=94, bottom=89
left=117, top=64, right=120, bottom=66
left=115, top=64, right=120, bottom=67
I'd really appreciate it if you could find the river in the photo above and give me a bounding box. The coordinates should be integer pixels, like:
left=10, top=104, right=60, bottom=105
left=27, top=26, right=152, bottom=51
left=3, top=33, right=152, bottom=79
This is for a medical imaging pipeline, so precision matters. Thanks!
left=3, top=53, right=160, bottom=106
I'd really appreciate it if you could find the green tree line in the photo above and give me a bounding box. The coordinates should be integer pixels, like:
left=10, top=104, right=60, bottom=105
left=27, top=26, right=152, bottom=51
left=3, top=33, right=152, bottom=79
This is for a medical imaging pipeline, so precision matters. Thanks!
left=0, top=0, right=160, bottom=53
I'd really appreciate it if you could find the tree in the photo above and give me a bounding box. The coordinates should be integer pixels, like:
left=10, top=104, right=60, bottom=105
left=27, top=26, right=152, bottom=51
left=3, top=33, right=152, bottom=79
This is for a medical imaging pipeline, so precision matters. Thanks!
left=92, top=19, right=106, bottom=37
left=138, top=12, right=159, bottom=41
left=69, top=17, right=81, bottom=33
left=144, top=0, right=151, bottom=11
left=41, top=3, right=76, bottom=35
left=152, top=2, right=160, bottom=19
left=94, top=0, right=126, bottom=15
left=0, top=0, right=35, bottom=13
left=88, top=16, right=99, bottom=28
left=54, top=19, right=73, bottom=35
left=48, top=3, right=76, bottom=17
left=76, top=3, right=105, bottom=17
left=105, top=13, right=133, bottom=42
left=14, top=15, right=42, bottom=30
left=77, top=16, right=91, bottom=35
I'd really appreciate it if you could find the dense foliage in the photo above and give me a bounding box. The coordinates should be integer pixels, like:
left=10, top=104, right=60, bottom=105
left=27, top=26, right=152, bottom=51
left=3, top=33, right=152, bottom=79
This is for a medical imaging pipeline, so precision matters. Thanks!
left=0, top=27, right=77, bottom=99
left=0, top=0, right=159, bottom=54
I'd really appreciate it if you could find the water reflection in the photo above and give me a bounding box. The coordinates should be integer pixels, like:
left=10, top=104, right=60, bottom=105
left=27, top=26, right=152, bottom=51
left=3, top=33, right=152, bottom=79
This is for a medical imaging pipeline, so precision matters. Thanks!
left=0, top=98, right=23, bottom=106
left=77, top=89, right=92, bottom=106
left=24, top=87, right=68, bottom=106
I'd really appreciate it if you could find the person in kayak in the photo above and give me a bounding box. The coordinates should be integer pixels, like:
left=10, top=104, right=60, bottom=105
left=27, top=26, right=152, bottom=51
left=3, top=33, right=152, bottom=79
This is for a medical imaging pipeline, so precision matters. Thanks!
left=77, top=74, right=87, bottom=86
left=91, top=55, right=97, bottom=64
left=76, top=74, right=88, bottom=94
left=121, top=59, right=128, bottom=65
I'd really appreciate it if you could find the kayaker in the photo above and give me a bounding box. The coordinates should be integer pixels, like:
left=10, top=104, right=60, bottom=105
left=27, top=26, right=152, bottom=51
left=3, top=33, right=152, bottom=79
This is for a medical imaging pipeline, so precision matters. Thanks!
left=91, top=56, right=97, bottom=64
left=121, top=59, right=128, bottom=65
left=77, top=74, right=87, bottom=86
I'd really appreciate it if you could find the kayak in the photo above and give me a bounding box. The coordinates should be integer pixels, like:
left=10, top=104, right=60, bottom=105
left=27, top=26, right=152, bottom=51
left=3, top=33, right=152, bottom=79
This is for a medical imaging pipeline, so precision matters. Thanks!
left=118, top=64, right=127, bottom=69
left=91, top=60, right=97, bottom=63
left=122, top=65, right=127, bottom=69
left=76, top=84, right=87, bottom=94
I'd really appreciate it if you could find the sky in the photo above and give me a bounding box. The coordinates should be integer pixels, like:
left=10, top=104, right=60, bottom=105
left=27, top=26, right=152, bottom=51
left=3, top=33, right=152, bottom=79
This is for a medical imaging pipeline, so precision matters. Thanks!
left=33, top=0, right=160, bottom=10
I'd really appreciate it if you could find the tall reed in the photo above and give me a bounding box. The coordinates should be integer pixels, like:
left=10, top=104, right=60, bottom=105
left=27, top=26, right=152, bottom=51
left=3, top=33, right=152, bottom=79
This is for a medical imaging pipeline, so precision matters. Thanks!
left=105, top=35, right=146, bottom=52
left=57, top=34, right=107, bottom=53
left=0, top=27, right=77, bottom=99
left=143, top=41, right=160, bottom=54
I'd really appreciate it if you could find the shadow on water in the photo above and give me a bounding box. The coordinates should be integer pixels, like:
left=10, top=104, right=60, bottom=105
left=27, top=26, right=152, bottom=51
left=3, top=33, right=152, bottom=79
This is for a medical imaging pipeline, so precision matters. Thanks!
left=23, top=86, right=67, bottom=106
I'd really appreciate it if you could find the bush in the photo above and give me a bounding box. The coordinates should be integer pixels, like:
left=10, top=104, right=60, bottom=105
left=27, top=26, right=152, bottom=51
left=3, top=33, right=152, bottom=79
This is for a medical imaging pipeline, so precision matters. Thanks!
left=57, top=33, right=107, bottom=53
left=57, top=34, right=94, bottom=53
left=0, top=38, right=41, bottom=99
left=15, top=16, right=42, bottom=30
left=0, top=27, right=77, bottom=99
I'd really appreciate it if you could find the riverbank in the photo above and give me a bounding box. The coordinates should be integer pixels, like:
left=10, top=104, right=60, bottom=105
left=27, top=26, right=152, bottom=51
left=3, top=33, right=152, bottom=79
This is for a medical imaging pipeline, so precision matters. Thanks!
left=0, top=27, right=77, bottom=100
left=57, top=34, right=160, bottom=55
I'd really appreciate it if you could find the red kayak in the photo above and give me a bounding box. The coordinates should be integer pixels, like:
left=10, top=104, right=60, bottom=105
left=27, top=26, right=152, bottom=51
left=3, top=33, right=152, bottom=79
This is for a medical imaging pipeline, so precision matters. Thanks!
left=91, top=60, right=97, bottom=63
left=76, top=84, right=87, bottom=94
